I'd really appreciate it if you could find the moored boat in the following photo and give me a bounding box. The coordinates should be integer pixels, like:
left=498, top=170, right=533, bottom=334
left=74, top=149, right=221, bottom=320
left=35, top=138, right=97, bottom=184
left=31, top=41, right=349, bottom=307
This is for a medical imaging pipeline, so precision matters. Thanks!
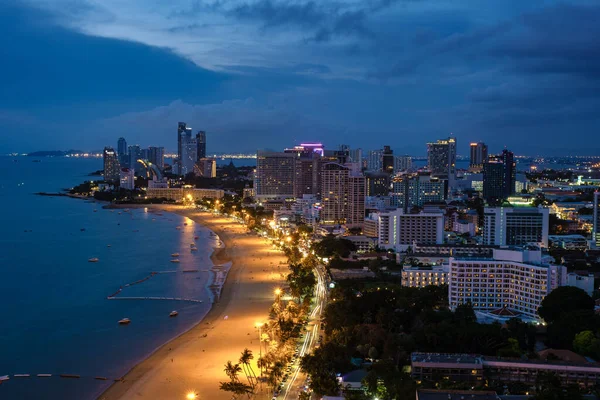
left=169, top=311, right=178, bottom=317
left=88, top=257, right=99, bottom=263
left=171, top=253, right=180, bottom=257
left=118, top=318, right=131, bottom=325
left=170, top=259, right=180, bottom=263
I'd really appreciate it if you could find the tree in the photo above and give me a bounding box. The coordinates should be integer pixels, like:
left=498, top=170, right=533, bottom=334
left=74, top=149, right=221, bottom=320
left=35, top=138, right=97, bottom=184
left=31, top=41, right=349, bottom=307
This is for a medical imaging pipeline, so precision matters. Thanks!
left=239, top=349, right=258, bottom=389
left=538, top=286, right=594, bottom=324
left=224, top=361, right=243, bottom=381
left=573, top=331, right=600, bottom=357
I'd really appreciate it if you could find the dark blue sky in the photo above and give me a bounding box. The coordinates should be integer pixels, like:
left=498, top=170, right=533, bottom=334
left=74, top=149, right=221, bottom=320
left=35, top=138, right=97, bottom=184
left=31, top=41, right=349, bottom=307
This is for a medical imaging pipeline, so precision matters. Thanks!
left=1, top=1, right=599, bottom=155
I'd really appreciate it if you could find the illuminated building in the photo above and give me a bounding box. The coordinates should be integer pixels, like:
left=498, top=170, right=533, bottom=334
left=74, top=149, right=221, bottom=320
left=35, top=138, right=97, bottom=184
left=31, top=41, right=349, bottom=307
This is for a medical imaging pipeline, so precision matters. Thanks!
left=391, top=172, right=447, bottom=212
left=146, top=187, right=224, bottom=201
left=119, top=168, right=135, bottom=190
left=369, top=209, right=444, bottom=250
left=255, top=151, right=296, bottom=199
left=448, top=248, right=565, bottom=321
left=117, top=137, right=128, bottom=167
left=427, top=137, right=457, bottom=178
left=102, top=147, right=120, bottom=182
left=382, top=145, right=394, bottom=174
left=148, top=146, right=164, bottom=170
left=194, top=158, right=217, bottom=178
left=175, top=122, right=194, bottom=175
left=483, top=206, right=549, bottom=247
left=483, top=150, right=515, bottom=204
left=469, top=142, right=488, bottom=172
left=196, top=131, right=206, bottom=160
left=393, top=155, right=412, bottom=173
left=401, top=264, right=448, bottom=288
left=128, top=145, right=141, bottom=174
left=320, top=162, right=365, bottom=227
left=594, top=192, right=600, bottom=248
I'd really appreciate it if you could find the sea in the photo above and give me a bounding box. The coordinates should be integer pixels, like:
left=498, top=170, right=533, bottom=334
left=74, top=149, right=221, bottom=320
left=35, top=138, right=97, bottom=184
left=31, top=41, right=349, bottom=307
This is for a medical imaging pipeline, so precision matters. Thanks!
left=0, top=156, right=252, bottom=400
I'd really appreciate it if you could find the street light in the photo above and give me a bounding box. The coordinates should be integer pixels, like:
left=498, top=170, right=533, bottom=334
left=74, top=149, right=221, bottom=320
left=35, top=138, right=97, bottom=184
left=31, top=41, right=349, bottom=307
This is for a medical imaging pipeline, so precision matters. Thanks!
left=186, top=392, right=197, bottom=399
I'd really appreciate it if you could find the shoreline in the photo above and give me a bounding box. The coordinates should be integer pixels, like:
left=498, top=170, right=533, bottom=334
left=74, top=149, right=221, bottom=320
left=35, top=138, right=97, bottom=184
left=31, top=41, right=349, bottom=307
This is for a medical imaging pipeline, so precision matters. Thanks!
left=98, top=205, right=286, bottom=400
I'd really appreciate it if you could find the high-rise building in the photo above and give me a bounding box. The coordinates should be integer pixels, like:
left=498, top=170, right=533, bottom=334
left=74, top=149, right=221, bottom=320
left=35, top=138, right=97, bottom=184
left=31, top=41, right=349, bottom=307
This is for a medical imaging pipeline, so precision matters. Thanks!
left=117, top=137, right=128, bottom=167
left=382, top=145, right=394, bottom=174
left=148, top=147, right=165, bottom=170
left=194, top=158, right=217, bottom=178
left=365, top=171, right=390, bottom=196
left=449, top=247, right=565, bottom=320
left=255, top=151, right=296, bottom=199
left=391, top=172, right=447, bottom=211
left=176, top=122, right=193, bottom=175
left=594, top=192, right=600, bottom=248
left=394, top=155, right=412, bottom=173
left=119, top=168, right=135, bottom=190
left=181, top=135, right=197, bottom=176
left=367, top=150, right=382, bottom=171
left=483, top=206, right=549, bottom=247
left=483, top=149, right=515, bottom=204
left=103, top=147, right=120, bottom=182
left=368, top=208, right=444, bottom=250
left=469, top=142, right=488, bottom=172
left=127, top=145, right=142, bottom=174
left=427, top=137, right=457, bottom=177
left=285, top=143, right=323, bottom=198
left=196, top=131, right=206, bottom=160
left=320, top=162, right=365, bottom=227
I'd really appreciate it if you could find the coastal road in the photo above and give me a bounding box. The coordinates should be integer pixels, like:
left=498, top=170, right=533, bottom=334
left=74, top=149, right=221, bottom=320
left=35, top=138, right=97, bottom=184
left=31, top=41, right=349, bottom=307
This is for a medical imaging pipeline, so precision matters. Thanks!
left=276, top=264, right=328, bottom=400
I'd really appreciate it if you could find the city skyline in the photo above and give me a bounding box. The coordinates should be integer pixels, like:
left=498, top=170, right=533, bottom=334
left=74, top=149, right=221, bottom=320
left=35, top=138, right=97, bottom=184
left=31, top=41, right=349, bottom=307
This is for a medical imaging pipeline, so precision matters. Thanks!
left=2, top=1, right=600, bottom=155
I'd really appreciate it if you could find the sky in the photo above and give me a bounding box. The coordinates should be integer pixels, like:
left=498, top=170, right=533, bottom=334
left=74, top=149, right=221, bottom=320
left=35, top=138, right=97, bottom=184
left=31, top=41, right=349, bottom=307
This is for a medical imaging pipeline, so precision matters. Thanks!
left=1, top=0, right=599, bottom=156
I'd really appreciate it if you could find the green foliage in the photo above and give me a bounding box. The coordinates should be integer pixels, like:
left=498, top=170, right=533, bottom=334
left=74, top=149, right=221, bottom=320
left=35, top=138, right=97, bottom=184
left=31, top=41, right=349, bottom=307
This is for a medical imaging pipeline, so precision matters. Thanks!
left=287, top=264, right=316, bottom=301
left=313, top=235, right=357, bottom=258
left=300, top=341, right=349, bottom=396
left=573, top=330, right=600, bottom=358
left=534, top=372, right=582, bottom=400
left=363, top=360, right=416, bottom=400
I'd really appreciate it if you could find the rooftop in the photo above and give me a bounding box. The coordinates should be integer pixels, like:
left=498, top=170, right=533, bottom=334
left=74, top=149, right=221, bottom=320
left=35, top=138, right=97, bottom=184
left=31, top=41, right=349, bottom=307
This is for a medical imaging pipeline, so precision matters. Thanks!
left=417, top=390, right=498, bottom=400
left=412, top=353, right=482, bottom=365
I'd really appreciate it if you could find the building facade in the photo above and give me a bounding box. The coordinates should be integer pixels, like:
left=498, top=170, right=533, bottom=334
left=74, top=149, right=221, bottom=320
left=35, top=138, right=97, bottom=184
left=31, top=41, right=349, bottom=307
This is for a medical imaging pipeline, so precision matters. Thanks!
left=103, top=147, right=120, bottom=182
left=119, top=168, right=135, bottom=190
left=469, top=142, right=488, bottom=172
left=196, top=131, right=206, bottom=160
left=483, top=206, right=549, bottom=247
left=391, top=172, right=447, bottom=211
left=394, top=155, right=412, bottom=173
left=483, top=150, right=516, bottom=204
left=148, top=146, right=165, bottom=170
left=448, top=248, right=565, bottom=320
left=194, top=157, right=217, bottom=178
left=371, top=209, right=444, bottom=250
left=320, top=162, right=365, bottom=227
left=146, top=187, right=224, bottom=201
left=427, top=137, right=457, bottom=178
left=594, top=192, right=600, bottom=248
left=117, top=137, right=128, bottom=167
left=401, top=265, right=448, bottom=288
left=255, top=151, right=296, bottom=199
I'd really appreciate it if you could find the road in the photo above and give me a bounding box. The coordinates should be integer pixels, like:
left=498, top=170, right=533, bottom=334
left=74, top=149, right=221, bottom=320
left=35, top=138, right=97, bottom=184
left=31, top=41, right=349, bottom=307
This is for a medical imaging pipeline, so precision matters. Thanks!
left=276, top=264, right=328, bottom=400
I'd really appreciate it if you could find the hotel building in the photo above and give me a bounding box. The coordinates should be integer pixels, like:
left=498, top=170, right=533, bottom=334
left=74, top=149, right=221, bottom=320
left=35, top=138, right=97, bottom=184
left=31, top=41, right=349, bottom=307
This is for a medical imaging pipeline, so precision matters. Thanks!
left=483, top=206, right=549, bottom=247
left=401, top=264, right=448, bottom=288
left=367, top=209, right=444, bottom=251
left=448, top=247, right=565, bottom=321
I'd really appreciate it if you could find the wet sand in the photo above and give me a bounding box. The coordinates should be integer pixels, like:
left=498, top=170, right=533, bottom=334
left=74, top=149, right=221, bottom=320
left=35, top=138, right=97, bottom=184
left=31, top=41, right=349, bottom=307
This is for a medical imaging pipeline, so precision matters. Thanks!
left=98, top=205, right=286, bottom=400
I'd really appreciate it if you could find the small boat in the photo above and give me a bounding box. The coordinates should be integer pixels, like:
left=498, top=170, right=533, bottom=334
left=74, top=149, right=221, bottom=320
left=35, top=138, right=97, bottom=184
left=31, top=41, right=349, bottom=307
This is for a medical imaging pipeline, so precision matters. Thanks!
left=118, top=318, right=131, bottom=325
left=194, top=236, right=199, bottom=240
left=190, top=243, right=195, bottom=247
left=107, top=244, right=111, bottom=247
left=169, top=311, right=178, bottom=317
left=88, top=258, right=99, bottom=263
left=191, top=247, right=198, bottom=252
left=176, top=226, right=181, bottom=230
left=171, top=253, right=180, bottom=257
left=170, top=259, right=180, bottom=263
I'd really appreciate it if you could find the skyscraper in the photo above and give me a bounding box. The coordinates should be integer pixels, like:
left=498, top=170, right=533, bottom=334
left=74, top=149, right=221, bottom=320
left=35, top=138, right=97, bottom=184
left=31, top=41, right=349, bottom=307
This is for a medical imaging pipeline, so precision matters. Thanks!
left=128, top=145, right=141, bottom=174
left=594, top=192, right=600, bottom=248
left=103, top=147, right=120, bottom=182
left=367, top=150, right=382, bottom=171
left=117, top=137, right=128, bottom=167
left=148, top=146, right=165, bottom=170
left=427, top=137, right=457, bottom=178
left=382, top=145, right=394, bottom=174
left=196, top=131, right=206, bottom=160
left=255, top=151, right=296, bottom=199
left=284, top=144, right=323, bottom=198
left=176, top=122, right=193, bottom=175
left=391, top=172, right=447, bottom=211
left=181, top=135, right=197, bottom=176
left=320, top=162, right=365, bottom=227
left=483, top=149, right=515, bottom=204
left=469, top=142, right=488, bottom=172
left=394, top=155, right=412, bottom=173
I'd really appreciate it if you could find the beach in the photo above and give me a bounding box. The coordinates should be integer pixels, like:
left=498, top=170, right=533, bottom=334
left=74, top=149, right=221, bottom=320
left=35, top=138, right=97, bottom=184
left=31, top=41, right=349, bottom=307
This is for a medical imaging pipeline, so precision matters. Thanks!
left=99, top=205, right=286, bottom=400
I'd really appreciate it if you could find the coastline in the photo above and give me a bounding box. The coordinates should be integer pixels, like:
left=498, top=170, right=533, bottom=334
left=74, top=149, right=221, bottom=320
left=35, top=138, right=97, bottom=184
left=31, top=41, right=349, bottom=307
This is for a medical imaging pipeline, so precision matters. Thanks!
left=98, top=205, right=286, bottom=400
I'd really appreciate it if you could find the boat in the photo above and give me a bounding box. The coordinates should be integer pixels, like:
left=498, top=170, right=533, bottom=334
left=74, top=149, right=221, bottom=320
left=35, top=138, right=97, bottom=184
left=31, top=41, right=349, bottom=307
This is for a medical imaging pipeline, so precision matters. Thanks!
left=118, top=318, right=131, bottom=325
left=176, top=226, right=181, bottom=230
left=171, top=253, right=180, bottom=257
left=190, top=243, right=195, bottom=247
left=107, top=244, right=111, bottom=247
left=191, top=247, right=198, bottom=252
left=169, top=311, right=179, bottom=317
left=194, top=236, right=199, bottom=240
left=170, top=259, right=180, bottom=263
left=88, top=258, right=99, bottom=263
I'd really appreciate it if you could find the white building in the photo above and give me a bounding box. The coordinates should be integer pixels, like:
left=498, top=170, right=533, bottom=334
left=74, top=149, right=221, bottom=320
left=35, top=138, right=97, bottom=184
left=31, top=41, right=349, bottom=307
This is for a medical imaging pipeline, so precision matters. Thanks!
left=483, top=206, right=549, bottom=248
left=566, top=273, right=595, bottom=296
left=119, top=168, right=135, bottom=190
left=146, top=187, right=224, bottom=202
left=369, top=209, right=444, bottom=251
left=401, top=265, right=448, bottom=288
left=448, top=247, right=566, bottom=322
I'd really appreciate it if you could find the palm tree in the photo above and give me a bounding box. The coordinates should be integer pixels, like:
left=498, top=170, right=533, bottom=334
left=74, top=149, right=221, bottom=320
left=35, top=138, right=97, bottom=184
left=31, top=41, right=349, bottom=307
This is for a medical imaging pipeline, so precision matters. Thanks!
left=239, top=349, right=258, bottom=389
left=224, top=360, right=242, bottom=382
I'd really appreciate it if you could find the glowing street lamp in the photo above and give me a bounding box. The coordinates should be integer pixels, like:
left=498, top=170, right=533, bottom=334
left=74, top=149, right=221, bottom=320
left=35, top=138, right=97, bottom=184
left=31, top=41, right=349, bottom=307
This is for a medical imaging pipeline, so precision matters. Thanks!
left=186, top=392, right=197, bottom=399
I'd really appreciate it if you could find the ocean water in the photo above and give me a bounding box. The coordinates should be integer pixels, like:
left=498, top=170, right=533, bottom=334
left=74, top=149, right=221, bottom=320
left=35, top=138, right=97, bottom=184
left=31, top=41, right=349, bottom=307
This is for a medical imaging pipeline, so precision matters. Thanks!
left=0, top=156, right=217, bottom=400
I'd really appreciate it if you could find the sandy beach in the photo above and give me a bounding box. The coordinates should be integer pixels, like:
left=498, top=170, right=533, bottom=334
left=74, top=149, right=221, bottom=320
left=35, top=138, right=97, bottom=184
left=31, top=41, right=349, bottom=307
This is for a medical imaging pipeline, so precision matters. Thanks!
left=98, top=205, right=286, bottom=400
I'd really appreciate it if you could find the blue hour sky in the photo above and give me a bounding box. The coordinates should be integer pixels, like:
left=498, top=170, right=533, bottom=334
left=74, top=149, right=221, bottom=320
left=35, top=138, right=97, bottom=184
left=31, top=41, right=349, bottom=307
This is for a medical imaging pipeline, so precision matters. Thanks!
left=1, top=0, right=599, bottom=155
